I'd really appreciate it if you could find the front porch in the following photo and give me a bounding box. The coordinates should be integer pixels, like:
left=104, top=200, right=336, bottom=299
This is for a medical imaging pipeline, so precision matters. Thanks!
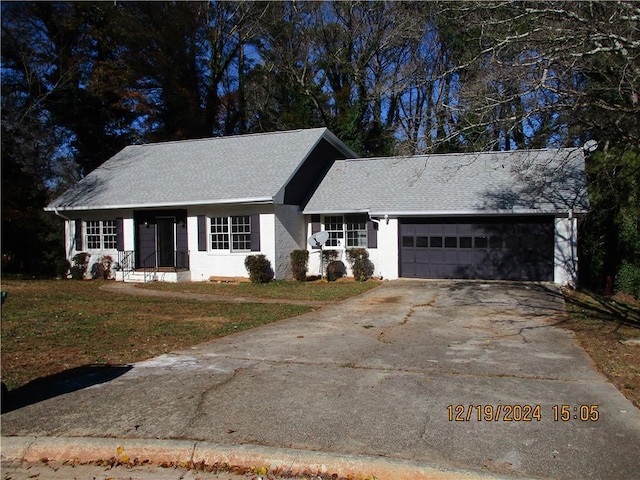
left=116, top=250, right=190, bottom=283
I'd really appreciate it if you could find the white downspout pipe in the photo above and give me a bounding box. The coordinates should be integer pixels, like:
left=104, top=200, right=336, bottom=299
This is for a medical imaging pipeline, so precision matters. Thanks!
left=53, top=208, right=75, bottom=260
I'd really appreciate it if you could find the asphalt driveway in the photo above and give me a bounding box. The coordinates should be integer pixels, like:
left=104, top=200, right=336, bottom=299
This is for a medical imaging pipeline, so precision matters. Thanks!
left=2, top=280, right=639, bottom=479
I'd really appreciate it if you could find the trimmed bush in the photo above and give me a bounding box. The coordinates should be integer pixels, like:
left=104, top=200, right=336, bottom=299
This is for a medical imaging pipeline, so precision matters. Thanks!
left=322, top=250, right=341, bottom=281
left=326, top=260, right=345, bottom=282
left=290, top=249, right=309, bottom=282
left=70, top=252, right=90, bottom=280
left=91, top=255, right=114, bottom=280
left=244, top=254, right=274, bottom=283
left=346, top=248, right=374, bottom=282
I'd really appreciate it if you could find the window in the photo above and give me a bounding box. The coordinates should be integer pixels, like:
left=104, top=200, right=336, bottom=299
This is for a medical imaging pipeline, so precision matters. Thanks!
left=444, top=237, right=457, bottom=248
left=459, top=237, right=473, bottom=248
left=402, top=236, right=414, bottom=248
left=209, top=216, right=251, bottom=252
left=430, top=236, right=443, bottom=248
left=85, top=220, right=116, bottom=250
left=345, top=215, right=367, bottom=247
left=210, top=217, right=229, bottom=250
left=324, top=215, right=344, bottom=247
left=231, top=216, right=251, bottom=251
left=323, top=215, right=368, bottom=248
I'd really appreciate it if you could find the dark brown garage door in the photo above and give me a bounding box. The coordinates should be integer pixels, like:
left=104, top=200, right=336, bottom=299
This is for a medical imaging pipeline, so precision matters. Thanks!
left=399, top=217, right=554, bottom=281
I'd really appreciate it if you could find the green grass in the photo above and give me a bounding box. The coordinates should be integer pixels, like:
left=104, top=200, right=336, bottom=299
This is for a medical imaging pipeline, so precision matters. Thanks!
left=0, top=280, right=315, bottom=390
left=138, top=278, right=381, bottom=301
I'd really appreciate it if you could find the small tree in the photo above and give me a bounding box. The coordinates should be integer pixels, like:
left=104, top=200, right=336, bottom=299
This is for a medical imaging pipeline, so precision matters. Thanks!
left=244, top=254, right=274, bottom=283
left=290, top=249, right=309, bottom=282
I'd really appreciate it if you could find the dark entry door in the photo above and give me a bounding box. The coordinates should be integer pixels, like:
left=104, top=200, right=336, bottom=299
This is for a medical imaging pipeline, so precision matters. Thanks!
left=157, top=217, right=175, bottom=267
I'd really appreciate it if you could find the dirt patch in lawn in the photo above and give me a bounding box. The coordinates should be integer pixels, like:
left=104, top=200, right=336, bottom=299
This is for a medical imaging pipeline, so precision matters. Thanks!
left=562, top=290, right=640, bottom=409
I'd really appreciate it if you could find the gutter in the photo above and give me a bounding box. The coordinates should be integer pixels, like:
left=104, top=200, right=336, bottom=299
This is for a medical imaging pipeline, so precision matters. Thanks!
left=45, top=196, right=274, bottom=212
left=53, top=208, right=72, bottom=221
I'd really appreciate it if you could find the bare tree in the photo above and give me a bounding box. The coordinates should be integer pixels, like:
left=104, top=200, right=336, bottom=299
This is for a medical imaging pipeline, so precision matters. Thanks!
left=431, top=1, right=640, bottom=151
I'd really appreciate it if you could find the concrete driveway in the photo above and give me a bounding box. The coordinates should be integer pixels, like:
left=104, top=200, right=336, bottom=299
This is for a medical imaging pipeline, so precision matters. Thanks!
left=2, top=280, right=639, bottom=479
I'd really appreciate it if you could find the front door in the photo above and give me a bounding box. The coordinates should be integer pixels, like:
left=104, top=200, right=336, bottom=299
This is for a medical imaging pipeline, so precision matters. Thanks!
left=157, top=217, right=175, bottom=267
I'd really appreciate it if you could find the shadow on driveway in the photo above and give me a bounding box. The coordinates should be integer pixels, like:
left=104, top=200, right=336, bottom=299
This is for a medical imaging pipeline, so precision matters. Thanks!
left=2, top=364, right=132, bottom=414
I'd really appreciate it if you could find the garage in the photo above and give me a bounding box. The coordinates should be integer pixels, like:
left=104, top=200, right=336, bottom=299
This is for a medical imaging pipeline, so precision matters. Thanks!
left=399, top=217, right=554, bottom=281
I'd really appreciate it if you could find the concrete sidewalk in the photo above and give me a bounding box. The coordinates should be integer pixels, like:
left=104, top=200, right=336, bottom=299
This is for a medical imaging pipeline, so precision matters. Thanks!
left=2, top=281, right=639, bottom=479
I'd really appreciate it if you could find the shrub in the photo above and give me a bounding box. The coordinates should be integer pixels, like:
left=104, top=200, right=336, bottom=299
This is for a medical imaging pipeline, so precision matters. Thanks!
left=55, top=257, right=71, bottom=278
left=244, top=254, right=274, bottom=283
left=70, top=252, right=90, bottom=280
left=615, top=261, right=640, bottom=299
left=290, top=249, right=309, bottom=282
left=326, top=260, right=346, bottom=282
left=321, top=250, right=341, bottom=281
left=346, top=248, right=374, bottom=282
left=91, top=255, right=114, bottom=280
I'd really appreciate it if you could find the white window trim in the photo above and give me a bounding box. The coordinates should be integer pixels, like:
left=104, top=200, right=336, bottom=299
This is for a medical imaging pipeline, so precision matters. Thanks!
left=209, top=215, right=251, bottom=253
left=85, top=220, right=117, bottom=250
left=322, top=214, right=367, bottom=249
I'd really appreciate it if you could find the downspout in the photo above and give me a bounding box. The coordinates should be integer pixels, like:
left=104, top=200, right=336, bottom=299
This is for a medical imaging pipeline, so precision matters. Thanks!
left=54, top=208, right=75, bottom=260
left=369, top=215, right=382, bottom=279
left=568, top=209, right=576, bottom=287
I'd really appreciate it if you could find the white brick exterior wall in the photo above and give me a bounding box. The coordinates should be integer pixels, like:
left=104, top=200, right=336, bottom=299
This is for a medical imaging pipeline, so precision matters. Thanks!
left=554, top=216, right=579, bottom=286
left=305, top=217, right=400, bottom=280
left=188, top=205, right=275, bottom=281
left=273, top=204, right=306, bottom=279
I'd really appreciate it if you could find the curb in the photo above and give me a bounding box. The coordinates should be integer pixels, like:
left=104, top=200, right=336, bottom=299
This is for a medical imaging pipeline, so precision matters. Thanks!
left=1, top=436, right=527, bottom=480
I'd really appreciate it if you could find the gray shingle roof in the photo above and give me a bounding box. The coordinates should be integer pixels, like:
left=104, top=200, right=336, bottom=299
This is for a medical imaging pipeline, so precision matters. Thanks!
left=47, top=128, right=355, bottom=211
left=303, top=148, right=589, bottom=215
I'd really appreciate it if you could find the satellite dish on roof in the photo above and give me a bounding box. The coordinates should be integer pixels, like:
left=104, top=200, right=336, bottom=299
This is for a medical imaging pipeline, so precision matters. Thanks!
left=307, top=230, right=329, bottom=248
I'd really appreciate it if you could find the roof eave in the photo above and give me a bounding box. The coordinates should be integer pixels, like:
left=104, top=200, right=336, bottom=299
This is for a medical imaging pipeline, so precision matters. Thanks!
left=303, top=208, right=588, bottom=217
left=368, top=209, right=587, bottom=217
left=45, top=196, right=274, bottom=212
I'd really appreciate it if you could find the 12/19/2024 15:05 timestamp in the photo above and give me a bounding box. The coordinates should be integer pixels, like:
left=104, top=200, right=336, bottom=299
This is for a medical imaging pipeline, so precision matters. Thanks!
left=447, top=405, right=600, bottom=422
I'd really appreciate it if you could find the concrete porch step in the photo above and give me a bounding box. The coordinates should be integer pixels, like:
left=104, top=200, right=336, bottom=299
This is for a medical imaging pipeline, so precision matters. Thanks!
left=115, top=270, right=190, bottom=283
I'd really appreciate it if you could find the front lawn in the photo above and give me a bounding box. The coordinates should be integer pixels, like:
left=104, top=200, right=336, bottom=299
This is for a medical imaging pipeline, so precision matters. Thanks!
left=138, top=278, right=381, bottom=301
left=0, top=279, right=318, bottom=391
left=563, top=289, right=640, bottom=408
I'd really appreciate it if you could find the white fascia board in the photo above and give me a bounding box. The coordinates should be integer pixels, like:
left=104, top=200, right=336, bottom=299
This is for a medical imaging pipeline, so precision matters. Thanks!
left=321, top=129, right=360, bottom=159
left=45, top=196, right=274, bottom=212
left=367, top=209, right=562, bottom=218
left=302, top=208, right=371, bottom=215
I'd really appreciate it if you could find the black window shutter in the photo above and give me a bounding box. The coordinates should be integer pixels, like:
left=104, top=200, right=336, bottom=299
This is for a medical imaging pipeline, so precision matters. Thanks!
left=311, top=215, right=321, bottom=233
left=75, top=219, right=83, bottom=251
left=311, top=215, right=321, bottom=249
left=197, top=215, right=207, bottom=251
left=250, top=213, right=261, bottom=251
left=367, top=220, right=378, bottom=249
left=116, top=217, right=124, bottom=251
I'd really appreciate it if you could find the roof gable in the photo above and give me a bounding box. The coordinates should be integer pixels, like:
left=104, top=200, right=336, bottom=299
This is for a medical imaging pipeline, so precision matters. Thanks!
left=303, top=148, right=589, bottom=215
left=47, top=128, right=357, bottom=211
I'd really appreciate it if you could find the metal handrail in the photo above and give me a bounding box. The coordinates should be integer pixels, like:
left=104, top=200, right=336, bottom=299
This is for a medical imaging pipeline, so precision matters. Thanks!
left=117, top=250, right=136, bottom=281
left=117, top=249, right=190, bottom=282
left=141, top=250, right=157, bottom=283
